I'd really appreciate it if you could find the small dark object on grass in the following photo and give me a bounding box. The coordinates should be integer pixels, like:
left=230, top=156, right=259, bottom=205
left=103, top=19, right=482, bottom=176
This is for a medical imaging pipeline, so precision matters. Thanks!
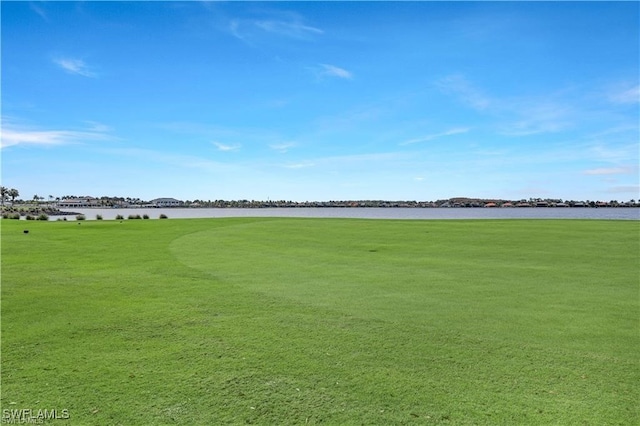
left=23, top=230, right=29, bottom=234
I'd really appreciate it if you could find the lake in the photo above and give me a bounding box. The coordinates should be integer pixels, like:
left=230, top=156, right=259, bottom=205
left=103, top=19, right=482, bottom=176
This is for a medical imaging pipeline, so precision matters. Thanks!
left=57, top=207, right=640, bottom=221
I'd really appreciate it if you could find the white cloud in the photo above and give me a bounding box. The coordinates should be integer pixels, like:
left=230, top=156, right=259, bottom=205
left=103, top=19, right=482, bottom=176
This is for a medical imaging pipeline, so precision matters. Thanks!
left=269, top=142, right=296, bottom=153
left=30, top=2, right=48, bottom=21
left=606, top=185, right=640, bottom=195
left=103, top=147, right=237, bottom=174
left=436, top=74, right=575, bottom=137
left=583, top=166, right=635, bottom=176
left=53, top=58, right=96, bottom=78
left=436, top=74, right=490, bottom=110
left=1, top=120, right=112, bottom=149
left=230, top=13, right=323, bottom=44
left=499, top=105, right=571, bottom=136
left=588, top=143, right=639, bottom=164
left=283, top=161, right=314, bottom=169
left=213, top=141, right=241, bottom=152
left=254, top=19, right=323, bottom=38
left=400, top=127, right=469, bottom=145
left=609, top=85, right=640, bottom=104
left=318, top=64, right=353, bottom=80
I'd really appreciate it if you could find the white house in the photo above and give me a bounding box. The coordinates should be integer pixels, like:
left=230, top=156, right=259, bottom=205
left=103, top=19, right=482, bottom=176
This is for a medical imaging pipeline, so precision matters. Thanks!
left=150, top=198, right=183, bottom=207
left=58, top=197, right=100, bottom=208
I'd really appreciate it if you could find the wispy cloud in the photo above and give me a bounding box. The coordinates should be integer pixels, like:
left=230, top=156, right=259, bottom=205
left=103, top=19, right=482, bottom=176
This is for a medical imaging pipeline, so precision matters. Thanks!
left=400, top=127, right=469, bottom=145
left=318, top=64, right=353, bottom=80
left=583, top=166, right=636, bottom=176
left=29, top=2, right=49, bottom=21
left=498, top=103, right=572, bottom=136
left=269, top=142, right=296, bottom=153
left=606, top=185, right=640, bottom=195
left=213, top=141, right=241, bottom=152
left=436, top=74, right=490, bottom=110
left=230, top=11, right=323, bottom=44
left=283, top=161, right=314, bottom=169
left=53, top=58, right=96, bottom=77
left=608, top=85, right=639, bottom=104
left=588, top=143, right=639, bottom=164
left=437, top=73, right=578, bottom=137
left=1, top=119, right=112, bottom=149
left=254, top=19, right=323, bottom=38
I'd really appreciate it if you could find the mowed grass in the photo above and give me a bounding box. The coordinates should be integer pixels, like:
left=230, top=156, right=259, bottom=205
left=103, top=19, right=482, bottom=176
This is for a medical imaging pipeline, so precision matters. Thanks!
left=1, top=218, right=638, bottom=425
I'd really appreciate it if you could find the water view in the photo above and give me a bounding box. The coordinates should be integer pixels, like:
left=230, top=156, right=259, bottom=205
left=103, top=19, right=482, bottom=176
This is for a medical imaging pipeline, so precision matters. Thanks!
left=59, top=207, right=640, bottom=221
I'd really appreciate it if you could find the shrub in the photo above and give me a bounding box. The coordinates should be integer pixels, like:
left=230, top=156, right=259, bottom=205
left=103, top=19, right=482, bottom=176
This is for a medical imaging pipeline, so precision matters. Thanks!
left=63, top=217, right=67, bottom=221
left=115, top=214, right=124, bottom=220
left=25, top=215, right=35, bottom=220
left=128, top=214, right=142, bottom=220
left=96, top=214, right=103, bottom=220
left=143, top=214, right=150, bottom=219
left=11, top=213, right=21, bottom=220
left=37, top=213, right=49, bottom=221
left=76, top=214, right=86, bottom=221
left=159, top=214, right=168, bottom=219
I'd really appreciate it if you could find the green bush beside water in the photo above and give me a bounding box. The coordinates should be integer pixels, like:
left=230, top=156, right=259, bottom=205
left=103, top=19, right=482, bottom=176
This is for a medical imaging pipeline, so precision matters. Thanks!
left=1, top=218, right=637, bottom=424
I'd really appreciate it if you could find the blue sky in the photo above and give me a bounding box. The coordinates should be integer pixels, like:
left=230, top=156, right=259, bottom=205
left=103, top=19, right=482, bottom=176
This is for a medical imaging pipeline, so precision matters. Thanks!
left=2, top=1, right=638, bottom=202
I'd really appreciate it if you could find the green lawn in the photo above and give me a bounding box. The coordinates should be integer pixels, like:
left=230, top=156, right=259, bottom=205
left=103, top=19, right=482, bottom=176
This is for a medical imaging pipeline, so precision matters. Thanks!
left=1, top=218, right=638, bottom=424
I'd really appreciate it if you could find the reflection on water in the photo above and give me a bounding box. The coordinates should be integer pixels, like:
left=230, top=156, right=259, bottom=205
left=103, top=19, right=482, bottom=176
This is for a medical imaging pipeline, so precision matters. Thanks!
left=56, top=207, right=640, bottom=221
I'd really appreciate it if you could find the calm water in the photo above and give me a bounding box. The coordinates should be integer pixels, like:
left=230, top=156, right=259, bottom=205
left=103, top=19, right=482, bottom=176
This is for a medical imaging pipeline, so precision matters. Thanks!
left=57, top=207, right=640, bottom=220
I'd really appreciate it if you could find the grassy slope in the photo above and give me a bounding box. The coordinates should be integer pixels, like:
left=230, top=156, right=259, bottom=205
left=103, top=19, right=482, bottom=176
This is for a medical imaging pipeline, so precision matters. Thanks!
left=1, top=218, right=638, bottom=425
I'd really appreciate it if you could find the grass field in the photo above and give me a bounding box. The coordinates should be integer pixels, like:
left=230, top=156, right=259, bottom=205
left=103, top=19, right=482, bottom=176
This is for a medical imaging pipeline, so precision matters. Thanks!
left=1, top=217, right=638, bottom=424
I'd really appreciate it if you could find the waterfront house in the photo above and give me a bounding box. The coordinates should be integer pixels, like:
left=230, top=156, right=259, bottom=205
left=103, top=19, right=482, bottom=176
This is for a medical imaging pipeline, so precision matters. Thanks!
left=150, top=198, right=183, bottom=207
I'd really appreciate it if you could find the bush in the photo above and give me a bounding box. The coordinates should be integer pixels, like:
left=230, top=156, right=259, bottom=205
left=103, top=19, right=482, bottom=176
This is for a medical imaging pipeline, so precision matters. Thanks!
left=128, top=214, right=142, bottom=220
left=76, top=214, right=86, bottom=221
left=159, top=214, right=168, bottom=219
left=115, top=214, right=124, bottom=220
left=37, top=213, right=49, bottom=221
left=11, top=213, right=21, bottom=220
left=96, top=214, right=103, bottom=220
left=143, top=214, right=150, bottom=220
left=25, top=215, right=35, bottom=220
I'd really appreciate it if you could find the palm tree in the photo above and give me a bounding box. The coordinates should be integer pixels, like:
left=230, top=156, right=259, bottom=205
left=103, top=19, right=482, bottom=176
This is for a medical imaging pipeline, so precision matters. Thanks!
left=0, top=186, right=7, bottom=206
left=9, top=188, right=19, bottom=205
